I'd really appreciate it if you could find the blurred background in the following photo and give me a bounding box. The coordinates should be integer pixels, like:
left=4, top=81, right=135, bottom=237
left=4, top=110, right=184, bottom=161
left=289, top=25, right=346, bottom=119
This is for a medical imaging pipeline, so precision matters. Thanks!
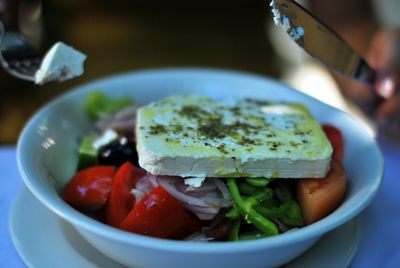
left=0, top=0, right=281, bottom=144
left=1, top=0, right=399, bottom=144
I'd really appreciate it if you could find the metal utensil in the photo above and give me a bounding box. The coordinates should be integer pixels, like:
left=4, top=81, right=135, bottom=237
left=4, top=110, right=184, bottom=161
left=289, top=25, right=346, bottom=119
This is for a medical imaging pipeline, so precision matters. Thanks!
left=0, top=0, right=43, bottom=82
left=0, top=21, right=42, bottom=81
left=270, top=0, right=377, bottom=86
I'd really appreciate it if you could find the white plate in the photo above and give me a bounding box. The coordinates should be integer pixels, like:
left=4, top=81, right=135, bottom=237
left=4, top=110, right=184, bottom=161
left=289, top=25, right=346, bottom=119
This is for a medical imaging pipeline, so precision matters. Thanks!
left=10, top=188, right=359, bottom=268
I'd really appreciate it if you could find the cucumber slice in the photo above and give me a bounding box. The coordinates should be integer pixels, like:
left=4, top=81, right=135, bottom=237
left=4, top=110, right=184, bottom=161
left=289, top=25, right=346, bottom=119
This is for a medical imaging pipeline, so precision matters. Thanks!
left=77, top=135, right=98, bottom=170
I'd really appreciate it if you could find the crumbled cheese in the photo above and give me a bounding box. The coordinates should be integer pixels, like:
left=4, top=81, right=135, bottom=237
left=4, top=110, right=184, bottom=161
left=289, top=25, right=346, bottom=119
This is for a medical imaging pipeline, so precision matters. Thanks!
left=270, top=0, right=304, bottom=41
left=93, top=129, right=118, bottom=149
left=184, top=177, right=207, bottom=188
left=35, top=42, right=86, bottom=85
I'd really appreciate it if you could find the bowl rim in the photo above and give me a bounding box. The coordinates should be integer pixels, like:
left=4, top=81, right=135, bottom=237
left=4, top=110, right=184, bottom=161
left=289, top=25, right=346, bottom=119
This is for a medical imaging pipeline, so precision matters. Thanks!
left=16, top=67, right=384, bottom=253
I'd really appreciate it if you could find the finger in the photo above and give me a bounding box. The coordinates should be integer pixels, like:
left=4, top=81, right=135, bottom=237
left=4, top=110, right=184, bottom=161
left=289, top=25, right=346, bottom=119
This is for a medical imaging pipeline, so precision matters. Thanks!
left=375, top=74, right=400, bottom=137
left=375, top=75, right=397, bottom=99
left=367, top=30, right=400, bottom=109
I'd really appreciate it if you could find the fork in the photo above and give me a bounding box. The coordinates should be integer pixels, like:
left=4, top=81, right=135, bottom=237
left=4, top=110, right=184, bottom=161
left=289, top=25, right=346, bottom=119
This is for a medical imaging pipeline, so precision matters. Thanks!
left=0, top=20, right=42, bottom=82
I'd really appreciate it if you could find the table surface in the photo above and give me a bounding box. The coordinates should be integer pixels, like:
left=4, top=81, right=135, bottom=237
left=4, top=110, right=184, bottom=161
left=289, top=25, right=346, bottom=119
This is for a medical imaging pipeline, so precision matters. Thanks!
left=1, top=139, right=400, bottom=268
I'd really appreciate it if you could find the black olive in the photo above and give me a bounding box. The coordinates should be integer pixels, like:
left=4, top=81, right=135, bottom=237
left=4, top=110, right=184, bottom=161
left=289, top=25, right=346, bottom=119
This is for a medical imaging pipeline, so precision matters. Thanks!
left=98, top=137, right=139, bottom=166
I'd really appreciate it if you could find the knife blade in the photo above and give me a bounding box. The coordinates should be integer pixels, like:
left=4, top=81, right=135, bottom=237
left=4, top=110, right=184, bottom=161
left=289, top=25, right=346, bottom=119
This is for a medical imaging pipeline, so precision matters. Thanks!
left=270, top=0, right=376, bottom=86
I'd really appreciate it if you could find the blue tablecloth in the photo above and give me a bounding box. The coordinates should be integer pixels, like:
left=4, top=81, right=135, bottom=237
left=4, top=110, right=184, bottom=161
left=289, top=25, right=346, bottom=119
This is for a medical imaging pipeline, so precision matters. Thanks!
left=1, top=141, right=399, bottom=267
left=0, top=147, right=25, bottom=268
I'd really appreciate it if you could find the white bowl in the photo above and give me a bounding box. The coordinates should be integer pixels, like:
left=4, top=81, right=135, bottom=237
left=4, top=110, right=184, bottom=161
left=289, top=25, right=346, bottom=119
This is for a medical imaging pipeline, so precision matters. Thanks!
left=17, top=68, right=383, bottom=268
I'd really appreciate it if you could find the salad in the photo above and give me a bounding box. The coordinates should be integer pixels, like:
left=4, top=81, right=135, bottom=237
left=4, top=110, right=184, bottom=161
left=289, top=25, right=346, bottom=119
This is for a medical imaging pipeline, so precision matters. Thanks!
left=63, top=92, right=346, bottom=241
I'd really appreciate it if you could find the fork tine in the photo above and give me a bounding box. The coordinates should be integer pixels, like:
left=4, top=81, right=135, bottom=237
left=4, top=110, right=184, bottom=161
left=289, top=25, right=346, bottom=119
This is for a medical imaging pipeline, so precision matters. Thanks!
left=7, top=55, right=42, bottom=77
left=0, top=21, right=37, bottom=81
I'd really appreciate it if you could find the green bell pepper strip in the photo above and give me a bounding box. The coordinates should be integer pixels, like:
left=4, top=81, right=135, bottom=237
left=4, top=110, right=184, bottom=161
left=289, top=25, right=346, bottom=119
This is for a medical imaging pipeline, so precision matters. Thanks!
left=228, top=219, right=241, bottom=241
left=245, top=178, right=272, bottom=188
left=238, top=183, right=274, bottom=202
left=254, top=183, right=292, bottom=218
left=280, top=201, right=304, bottom=227
left=238, top=182, right=260, bottom=195
left=226, top=205, right=240, bottom=219
left=228, top=178, right=278, bottom=236
left=228, top=188, right=273, bottom=219
left=255, top=183, right=304, bottom=227
left=251, top=188, right=274, bottom=202
left=77, top=134, right=98, bottom=170
left=254, top=201, right=291, bottom=218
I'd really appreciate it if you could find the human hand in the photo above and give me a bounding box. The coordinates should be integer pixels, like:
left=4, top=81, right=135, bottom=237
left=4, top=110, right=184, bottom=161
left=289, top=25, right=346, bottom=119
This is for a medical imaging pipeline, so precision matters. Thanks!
left=362, top=29, right=400, bottom=139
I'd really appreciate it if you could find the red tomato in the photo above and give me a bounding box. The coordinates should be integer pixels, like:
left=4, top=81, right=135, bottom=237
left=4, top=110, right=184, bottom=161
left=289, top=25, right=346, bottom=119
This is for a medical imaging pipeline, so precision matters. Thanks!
left=297, top=160, right=346, bottom=224
left=106, top=161, right=147, bottom=227
left=63, top=166, right=116, bottom=211
left=120, top=186, right=200, bottom=239
left=322, top=124, right=344, bottom=161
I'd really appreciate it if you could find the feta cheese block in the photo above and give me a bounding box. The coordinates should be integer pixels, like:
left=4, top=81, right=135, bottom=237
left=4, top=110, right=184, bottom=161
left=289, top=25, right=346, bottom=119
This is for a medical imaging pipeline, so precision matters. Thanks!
left=35, top=42, right=86, bottom=85
left=136, top=95, right=332, bottom=178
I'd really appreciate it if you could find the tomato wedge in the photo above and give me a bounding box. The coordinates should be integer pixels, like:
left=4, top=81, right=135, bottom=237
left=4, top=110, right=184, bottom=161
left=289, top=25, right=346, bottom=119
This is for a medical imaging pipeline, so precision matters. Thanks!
left=106, top=161, right=147, bottom=227
left=63, top=166, right=116, bottom=211
left=297, top=160, right=346, bottom=224
left=322, top=124, right=344, bottom=161
left=120, top=186, right=199, bottom=239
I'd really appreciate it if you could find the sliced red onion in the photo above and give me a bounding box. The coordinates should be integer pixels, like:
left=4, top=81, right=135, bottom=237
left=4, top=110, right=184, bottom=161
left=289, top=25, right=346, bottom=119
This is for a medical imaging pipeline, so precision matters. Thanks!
left=113, top=105, right=139, bottom=120
left=146, top=174, right=159, bottom=188
left=188, top=205, right=220, bottom=215
left=135, top=176, right=153, bottom=193
left=130, top=175, right=233, bottom=221
left=198, top=192, right=225, bottom=207
left=158, top=178, right=209, bottom=208
left=131, top=174, right=154, bottom=204
left=183, top=181, right=218, bottom=193
left=165, top=178, right=232, bottom=220
left=174, top=179, right=230, bottom=207
left=105, top=118, right=137, bottom=131
left=130, top=188, right=147, bottom=204
left=95, top=104, right=138, bottom=132
left=213, top=179, right=232, bottom=204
